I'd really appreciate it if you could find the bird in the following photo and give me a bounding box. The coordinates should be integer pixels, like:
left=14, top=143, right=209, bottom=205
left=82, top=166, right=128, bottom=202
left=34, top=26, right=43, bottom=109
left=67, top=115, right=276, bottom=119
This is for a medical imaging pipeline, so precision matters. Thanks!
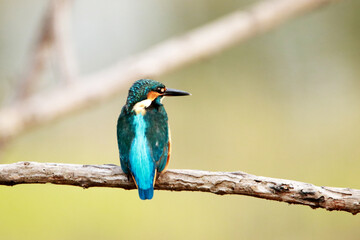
left=117, top=79, right=190, bottom=200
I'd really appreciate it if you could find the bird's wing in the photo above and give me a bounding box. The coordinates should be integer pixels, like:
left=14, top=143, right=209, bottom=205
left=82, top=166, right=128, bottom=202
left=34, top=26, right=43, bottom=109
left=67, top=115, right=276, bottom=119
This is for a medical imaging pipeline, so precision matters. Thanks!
left=117, top=108, right=135, bottom=175
left=161, top=138, right=171, bottom=173
left=144, top=107, right=169, bottom=173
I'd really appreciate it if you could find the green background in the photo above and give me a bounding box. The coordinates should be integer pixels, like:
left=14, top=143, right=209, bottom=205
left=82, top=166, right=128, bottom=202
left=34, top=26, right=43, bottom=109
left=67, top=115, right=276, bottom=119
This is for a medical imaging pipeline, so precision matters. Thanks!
left=1, top=0, right=359, bottom=239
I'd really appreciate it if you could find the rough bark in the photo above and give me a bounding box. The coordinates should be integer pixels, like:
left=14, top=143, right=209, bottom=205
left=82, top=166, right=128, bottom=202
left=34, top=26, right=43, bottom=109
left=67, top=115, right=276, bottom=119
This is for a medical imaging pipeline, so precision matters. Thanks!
left=0, top=0, right=342, bottom=143
left=0, top=161, right=359, bottom=215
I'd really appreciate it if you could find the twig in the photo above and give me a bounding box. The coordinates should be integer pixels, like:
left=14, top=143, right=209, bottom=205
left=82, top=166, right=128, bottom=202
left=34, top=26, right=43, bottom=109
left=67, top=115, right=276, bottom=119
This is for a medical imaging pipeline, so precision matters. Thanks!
left=0, top=161, right=359, bottom=215
left=0, top=0, right=342, bottom=143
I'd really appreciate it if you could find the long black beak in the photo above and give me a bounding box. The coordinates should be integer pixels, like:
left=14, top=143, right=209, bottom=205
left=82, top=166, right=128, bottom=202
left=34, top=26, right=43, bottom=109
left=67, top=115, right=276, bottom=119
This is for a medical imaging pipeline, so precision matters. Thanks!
left=164, top=88, right=191, bottom=96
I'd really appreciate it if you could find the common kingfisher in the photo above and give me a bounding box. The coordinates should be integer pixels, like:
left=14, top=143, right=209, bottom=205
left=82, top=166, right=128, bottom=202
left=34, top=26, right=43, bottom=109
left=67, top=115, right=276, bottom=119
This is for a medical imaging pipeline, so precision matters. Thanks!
left=117, top=79, right=190, bottom=200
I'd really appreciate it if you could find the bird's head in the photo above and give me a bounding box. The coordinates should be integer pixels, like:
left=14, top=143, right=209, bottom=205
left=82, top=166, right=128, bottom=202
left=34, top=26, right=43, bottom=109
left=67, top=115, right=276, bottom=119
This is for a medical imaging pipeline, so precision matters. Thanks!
left=125, top=79, right=190, bottom=114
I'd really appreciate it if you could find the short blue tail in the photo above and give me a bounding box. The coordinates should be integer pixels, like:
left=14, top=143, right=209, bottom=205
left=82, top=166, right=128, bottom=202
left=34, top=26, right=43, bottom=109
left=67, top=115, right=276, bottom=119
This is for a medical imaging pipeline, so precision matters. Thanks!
left=138, top=187, right=154, bottom=200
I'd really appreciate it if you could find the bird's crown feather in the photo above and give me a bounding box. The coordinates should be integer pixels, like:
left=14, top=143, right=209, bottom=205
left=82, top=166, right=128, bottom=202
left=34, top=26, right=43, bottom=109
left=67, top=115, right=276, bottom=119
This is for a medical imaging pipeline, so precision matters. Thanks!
left=125, top=79, right=165, bottom=110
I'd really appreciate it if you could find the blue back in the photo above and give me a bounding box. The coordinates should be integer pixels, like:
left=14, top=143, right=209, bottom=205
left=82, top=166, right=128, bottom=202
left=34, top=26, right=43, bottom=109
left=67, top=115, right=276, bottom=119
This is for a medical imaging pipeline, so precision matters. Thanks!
left=117, top=98, right=170, bottom=200
left=129, top=114, right=155, bottom=199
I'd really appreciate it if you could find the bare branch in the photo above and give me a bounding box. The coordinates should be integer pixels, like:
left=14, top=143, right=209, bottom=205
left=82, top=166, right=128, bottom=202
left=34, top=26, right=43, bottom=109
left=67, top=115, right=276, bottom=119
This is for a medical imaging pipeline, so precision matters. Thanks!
left=0, top=0, right=342, bottom=143
left=0, top=162, right=359, bottom=215
left=15, top=1, right=55, bottom=100
left=15, top=0, right=76, bottom=101
left=52, top=0, right=78, bottom=83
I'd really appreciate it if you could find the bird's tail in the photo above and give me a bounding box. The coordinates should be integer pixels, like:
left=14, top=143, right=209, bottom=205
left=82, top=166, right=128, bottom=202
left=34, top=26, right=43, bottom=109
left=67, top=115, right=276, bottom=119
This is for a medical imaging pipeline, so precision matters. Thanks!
left=138, top=187, right=154, bottom=200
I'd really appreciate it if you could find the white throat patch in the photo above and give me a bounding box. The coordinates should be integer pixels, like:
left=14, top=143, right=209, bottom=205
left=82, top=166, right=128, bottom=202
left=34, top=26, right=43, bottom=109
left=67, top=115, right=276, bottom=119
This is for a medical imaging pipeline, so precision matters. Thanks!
left=133, top=99, right=152, bottom=115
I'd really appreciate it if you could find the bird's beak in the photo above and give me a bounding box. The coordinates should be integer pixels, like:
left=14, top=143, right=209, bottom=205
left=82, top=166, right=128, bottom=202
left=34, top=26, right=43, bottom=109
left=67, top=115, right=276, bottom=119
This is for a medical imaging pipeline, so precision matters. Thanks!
left=163, top=88, right=191, bottom=96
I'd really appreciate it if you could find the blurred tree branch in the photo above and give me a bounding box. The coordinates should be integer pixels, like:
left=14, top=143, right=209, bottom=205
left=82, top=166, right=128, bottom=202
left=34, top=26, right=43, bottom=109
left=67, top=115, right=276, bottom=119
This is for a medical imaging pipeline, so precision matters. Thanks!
left=0, top=0, right=342, bottom=144
left=0, top=161, right=359, bottom=215
left=15, top=0, right=77, bottom=101
left=52, top=0, right=78, bottom=84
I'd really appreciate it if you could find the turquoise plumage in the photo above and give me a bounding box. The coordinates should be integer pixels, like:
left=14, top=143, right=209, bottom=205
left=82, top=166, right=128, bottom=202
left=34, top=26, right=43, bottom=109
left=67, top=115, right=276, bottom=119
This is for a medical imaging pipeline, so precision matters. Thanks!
left=117, top=79, right=190, bottom=200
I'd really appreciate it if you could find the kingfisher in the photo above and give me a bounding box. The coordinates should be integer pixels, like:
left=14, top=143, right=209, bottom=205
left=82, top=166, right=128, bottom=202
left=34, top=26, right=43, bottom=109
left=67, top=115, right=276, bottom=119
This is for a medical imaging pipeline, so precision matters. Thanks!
left=117, top=79, right=190, bottom=200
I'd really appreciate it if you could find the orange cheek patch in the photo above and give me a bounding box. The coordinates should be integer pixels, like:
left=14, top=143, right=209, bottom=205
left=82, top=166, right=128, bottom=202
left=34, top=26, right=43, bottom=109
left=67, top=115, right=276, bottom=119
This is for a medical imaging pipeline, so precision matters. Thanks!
left=147, top=91, right=161, bottom=101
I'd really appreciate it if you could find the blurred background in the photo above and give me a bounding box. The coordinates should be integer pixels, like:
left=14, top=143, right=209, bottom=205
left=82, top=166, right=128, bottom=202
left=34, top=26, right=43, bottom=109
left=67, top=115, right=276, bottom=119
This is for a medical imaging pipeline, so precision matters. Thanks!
left=1, top=0, right=360, bottom=239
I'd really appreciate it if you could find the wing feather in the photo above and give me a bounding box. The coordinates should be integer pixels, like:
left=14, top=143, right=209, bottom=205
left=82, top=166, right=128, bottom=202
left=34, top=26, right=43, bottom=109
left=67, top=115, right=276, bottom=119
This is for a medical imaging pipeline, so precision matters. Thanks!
left=117, top=107, right=135, bottom=175
left=144, top=104, right=169, bottom=173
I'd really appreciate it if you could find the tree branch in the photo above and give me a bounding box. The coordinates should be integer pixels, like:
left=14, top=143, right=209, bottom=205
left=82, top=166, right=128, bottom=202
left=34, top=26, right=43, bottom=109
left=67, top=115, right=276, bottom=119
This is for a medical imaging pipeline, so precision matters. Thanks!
left=15, top=1, right=56, bottom=100
left=52, top=0, right=78, bottom=83
left=0, top=161, right=359, bottom=215
left=0, top=0, right=342, bottom=143
left=15, top=0, right=77, bottom=101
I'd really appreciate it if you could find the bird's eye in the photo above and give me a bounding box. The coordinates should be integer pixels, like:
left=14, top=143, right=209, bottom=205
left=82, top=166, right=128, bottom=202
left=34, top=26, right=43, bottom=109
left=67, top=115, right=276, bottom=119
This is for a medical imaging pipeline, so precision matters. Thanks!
left=156, top=87, right=165, bottom=93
